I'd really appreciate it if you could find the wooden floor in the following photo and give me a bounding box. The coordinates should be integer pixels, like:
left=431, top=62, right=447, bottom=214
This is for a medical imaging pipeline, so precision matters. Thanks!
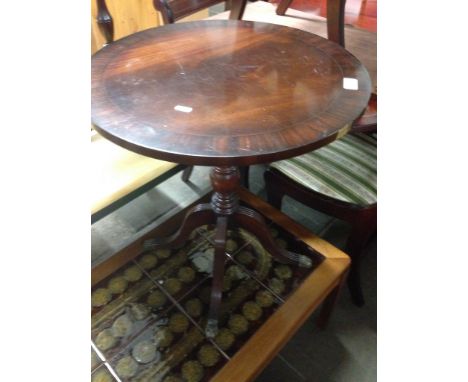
left=269, top=0, right=377, bottom=32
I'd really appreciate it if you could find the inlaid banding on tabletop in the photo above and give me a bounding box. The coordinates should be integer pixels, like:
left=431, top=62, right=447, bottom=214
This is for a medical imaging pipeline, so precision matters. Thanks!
left=92, top=20, right=371, bottom=166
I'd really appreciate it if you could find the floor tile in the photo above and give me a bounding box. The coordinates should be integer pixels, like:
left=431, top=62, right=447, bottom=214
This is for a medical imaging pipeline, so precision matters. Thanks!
left=255, top=354, right=306, bottom=382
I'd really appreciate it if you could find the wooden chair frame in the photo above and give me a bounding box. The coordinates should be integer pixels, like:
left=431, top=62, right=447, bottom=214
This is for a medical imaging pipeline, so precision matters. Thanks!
left=264, top=168, right=376, bottom=306
left=153, top=0, right=247, bottom=24
left=277, top=0, right=346, bottom=46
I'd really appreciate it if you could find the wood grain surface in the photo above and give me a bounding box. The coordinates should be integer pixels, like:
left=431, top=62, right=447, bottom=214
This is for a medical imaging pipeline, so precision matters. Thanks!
left=208, top=2, right=376, bottom=91
left=92, top=20, right=371, bottom=166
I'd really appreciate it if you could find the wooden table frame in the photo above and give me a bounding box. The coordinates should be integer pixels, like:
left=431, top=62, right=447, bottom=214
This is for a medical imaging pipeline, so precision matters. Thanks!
left=92, top=188, right=350, bottom=381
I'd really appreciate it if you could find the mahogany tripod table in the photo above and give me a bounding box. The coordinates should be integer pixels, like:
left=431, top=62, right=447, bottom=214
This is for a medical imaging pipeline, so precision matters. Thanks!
left=91, top=20, right=371, bottom=337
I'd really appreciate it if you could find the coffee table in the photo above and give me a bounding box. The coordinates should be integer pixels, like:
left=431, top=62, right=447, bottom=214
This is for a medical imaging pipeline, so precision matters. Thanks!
left=92, top=20, right=371, bottom=337
left=91, top=189, right=351, bottom=382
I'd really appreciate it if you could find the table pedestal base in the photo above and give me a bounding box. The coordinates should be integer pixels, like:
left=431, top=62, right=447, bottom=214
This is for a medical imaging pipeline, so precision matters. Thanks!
left=143, top=166, right=312, bottom=337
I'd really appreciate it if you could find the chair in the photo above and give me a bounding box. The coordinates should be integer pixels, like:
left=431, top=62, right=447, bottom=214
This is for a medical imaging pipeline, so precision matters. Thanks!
left=153, top=0, right=247, bottom=24
left=264, top=0, right=377, bottom=306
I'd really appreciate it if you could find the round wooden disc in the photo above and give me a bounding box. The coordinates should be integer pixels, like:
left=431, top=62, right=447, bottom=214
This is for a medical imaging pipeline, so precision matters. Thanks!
left=92, top=20, right=371, bottom=166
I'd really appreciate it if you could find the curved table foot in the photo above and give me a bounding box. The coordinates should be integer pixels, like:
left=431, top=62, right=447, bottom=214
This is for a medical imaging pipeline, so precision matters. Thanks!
left=143, top=203, right=215, bottom=250
left=233, top=207, right=312, bottom=268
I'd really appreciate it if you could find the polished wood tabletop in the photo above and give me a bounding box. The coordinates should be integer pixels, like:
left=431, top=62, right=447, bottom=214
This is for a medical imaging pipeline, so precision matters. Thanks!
left=92, top=20, right=371, bottom=166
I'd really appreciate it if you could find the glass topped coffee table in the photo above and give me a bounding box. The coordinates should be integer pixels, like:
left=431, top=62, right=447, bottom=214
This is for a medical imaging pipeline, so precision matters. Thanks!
left=91, top=189, right=350, bottom=382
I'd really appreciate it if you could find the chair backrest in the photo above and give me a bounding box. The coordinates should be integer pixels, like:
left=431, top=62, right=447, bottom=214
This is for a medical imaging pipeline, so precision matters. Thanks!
left=153, top=0, right=247, bottom=24
left=276, top=0, right=346, bottom=46
left=326, top=0, right=346, bottom=47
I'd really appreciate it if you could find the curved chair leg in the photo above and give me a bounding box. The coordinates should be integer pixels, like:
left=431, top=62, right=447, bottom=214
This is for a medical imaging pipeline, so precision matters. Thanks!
left=206, top=216, right=228, bottom=338
left=181, top=166, right=194, bottom=182
left=233, top=207, right=312, bottom=268
left=143, top=203, right=215, bottom=250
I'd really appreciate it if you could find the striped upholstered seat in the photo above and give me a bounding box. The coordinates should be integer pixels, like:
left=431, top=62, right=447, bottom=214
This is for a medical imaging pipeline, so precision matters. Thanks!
left=270, top=133, right=377, bottom=206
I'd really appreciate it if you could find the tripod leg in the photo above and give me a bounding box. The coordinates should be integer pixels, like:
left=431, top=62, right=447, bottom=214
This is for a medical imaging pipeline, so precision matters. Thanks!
left=206, top=216, right=228, bottom=338
left=233, top=207, right=312, bottom=268
left=143, top=203, right=215, bottom=250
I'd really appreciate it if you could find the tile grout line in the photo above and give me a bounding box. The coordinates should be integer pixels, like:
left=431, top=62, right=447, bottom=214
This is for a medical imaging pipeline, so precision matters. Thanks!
left=277, top=353, right=307, bottom=381
left=318, top=217, right=339, bottom=237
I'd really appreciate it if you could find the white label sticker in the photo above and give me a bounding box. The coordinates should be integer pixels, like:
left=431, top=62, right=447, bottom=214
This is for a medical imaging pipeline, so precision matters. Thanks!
left=174, top=105, right=193, bottom=113
left=343, top=78, right=359, bottom=90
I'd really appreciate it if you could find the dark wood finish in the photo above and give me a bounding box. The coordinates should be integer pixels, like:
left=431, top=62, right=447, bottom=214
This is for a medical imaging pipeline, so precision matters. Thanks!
left=233, top=206, right=311, bottom=266
left=208, top=2, right=376, bottom=90
left=275, top=0, right=378, bottom=129
left=352, top=92, right=377, bottom=133
left=92, top=193, right=212, bottom=286
left=210, top=166, right=240, bottom=215
left=143, top=203, right=216, bottom=249
left=275, top=0, right=294, bottom=16
left=326, top=0, right=346, bottom=46
left=96, top=0, right=114, bottom=46
left=182, top=164, right=249, bottom=187
left=92, top=20, right=371, bottom=166
left=264, top=167, right=376, bottom=305
left=151, top=0, right=248, bottom=184
left=145, top=165, right=313, bottom=335
left=92, top=20, right=370, bottom=326
left=153, top=0, right=247, bottom=24
left=229, top=0, right=248, bottom=20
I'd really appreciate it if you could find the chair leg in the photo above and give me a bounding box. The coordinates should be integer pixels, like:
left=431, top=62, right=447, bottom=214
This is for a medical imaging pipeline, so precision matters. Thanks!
left=276, top=0, right=294, bottom=15
left=347, top=253, right=364, bottom=306
left=239, top=166, right=250, bottom=189
left=265, top=168, right=377, bottom=306
left=181, top=166, right=194, bottom=182
left=345, top=217, right=376, bottom=306
left=264, top=170, right=284, bottom=210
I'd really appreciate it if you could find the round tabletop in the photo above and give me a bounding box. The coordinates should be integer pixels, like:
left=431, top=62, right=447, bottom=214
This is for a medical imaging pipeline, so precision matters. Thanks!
left=92, top=20, right=371, bottom=166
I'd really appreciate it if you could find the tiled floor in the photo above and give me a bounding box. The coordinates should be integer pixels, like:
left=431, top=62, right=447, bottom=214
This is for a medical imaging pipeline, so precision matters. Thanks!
left=92, top=165, right=377, bottom=381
